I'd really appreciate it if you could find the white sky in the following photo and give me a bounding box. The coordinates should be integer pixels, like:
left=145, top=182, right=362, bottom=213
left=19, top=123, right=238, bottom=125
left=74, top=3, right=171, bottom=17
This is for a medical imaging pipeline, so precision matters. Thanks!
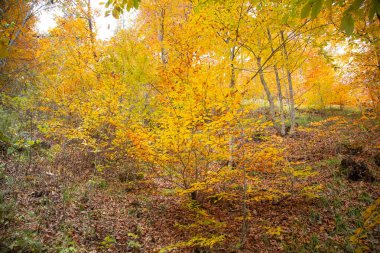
left=36, top=0, right=138, bottom=40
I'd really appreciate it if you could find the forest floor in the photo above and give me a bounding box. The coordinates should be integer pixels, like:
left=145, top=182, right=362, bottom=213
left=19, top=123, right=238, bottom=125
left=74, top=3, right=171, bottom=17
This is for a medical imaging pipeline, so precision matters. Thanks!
left=1, top=108, right=379, bottom=253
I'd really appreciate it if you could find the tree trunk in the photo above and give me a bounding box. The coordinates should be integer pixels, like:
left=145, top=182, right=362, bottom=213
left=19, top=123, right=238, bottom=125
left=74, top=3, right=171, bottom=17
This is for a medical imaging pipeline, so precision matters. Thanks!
left=273, top=65, right=286, bottom=136
left=230, top=46, right=236, bottom=88
left=228, top=46, right=236, bottom=169
left=158, top=8, right=168, bottom=65
left=267, top=28, right=285, bottom=136
left=86, top=0, right=97, bottom=60
left=256, top=56, right=277, bottom=129
left=280, top=31, right=296, bottom=134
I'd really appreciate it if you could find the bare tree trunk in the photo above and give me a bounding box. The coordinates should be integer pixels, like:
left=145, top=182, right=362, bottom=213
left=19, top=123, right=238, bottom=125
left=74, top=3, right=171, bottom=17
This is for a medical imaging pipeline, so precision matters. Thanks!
left=274, top=65, right=286, bottom=135
left=238, top=97, right=248, bottom=248
left=267, top=28, right=285, bottom=136
left=230, top=46, right=236, bottom=88
left=374, top=38, right=380, bottom=71
left=158, top=8, right=168, bottom=65
left=256, top=56, right=277, bottom=129
left=280, top=31, right=296, bottom=134
left=228, top=46, right=236, bottom=169
left=240, top=144, right=248, bottom=247
left=86, top=0, right=97, bottom=60
left=281, top=66, right=291, bottom=113
left=8, top=10, right=33, bottom=47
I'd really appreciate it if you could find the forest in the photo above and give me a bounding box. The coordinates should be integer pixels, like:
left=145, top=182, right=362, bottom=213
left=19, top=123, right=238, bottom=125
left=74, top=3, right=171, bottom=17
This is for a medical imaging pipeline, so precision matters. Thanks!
left=0, top=0, right=379, bottom=252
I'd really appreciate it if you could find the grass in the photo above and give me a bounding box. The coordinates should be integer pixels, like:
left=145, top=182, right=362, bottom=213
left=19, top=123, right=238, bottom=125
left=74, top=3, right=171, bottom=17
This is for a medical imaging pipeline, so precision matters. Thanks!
left=296, top=113, right=324, bottom=127
left=358, top=192, right=374, bottom=204
left=295, top=107, right=362, bottom=127
left=309, top=209, right=321, bottom=225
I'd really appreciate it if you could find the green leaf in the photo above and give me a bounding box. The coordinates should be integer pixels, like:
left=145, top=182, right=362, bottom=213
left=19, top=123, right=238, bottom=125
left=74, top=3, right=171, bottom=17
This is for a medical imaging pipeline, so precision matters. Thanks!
left=348, top=0, right=365, bottom=12
left=281, top=15, right=289, bottom=24
left=340, top=13, right=354, bottom=35
left=325, top=0, right=333, bottom=10
left=311, top=0, right=323, bottom=19
left=301, top=1, right=312, bottom=19
left=126, top=0, right=133, bottom=11
left=7, top=147, right=15, bottom=155
left=105, top=0, right=112, bottom=8
left=368, top=0, right=380, bottom=20
left=338, top=0, right=345, bottom=7
left=112, top=8, right=120, bottom=19
left=0, top=47, right=8, bottom=58
left=133, top=0, right=139, bottom=9
left=115, top=5, right=123, bottom=12
left=0, top=39, right=9, bottom=58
